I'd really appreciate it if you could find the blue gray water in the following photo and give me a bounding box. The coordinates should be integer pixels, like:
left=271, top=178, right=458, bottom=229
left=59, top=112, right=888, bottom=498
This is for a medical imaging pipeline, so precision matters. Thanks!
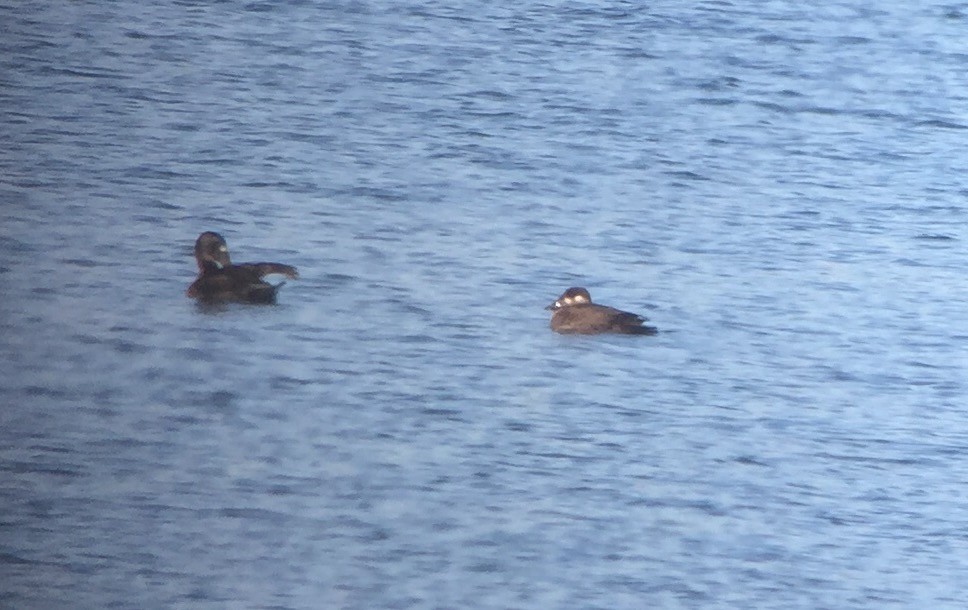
left=3, top=1, right=968, bottom=608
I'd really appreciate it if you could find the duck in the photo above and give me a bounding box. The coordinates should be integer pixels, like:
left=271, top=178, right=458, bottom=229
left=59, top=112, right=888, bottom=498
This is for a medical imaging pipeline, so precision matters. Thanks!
left=546, top=287, right=657, bottom=335
left=186, top=231, right=298, bottom=304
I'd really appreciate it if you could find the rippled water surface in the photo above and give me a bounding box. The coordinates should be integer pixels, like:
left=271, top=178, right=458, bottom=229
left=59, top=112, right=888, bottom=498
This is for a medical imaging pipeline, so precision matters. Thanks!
left=4, top=1, right=968, bottom=608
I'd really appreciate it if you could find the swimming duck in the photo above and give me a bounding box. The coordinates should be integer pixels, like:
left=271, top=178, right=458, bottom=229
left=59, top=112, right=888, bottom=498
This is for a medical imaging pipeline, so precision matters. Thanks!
left=186, top=231, right=298, bottom=304
left=546, top=287, right=657, bottom=335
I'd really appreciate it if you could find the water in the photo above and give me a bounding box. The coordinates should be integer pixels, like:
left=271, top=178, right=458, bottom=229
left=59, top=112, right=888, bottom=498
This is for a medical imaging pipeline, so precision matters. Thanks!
left=3, top=1, right=968, bottom=608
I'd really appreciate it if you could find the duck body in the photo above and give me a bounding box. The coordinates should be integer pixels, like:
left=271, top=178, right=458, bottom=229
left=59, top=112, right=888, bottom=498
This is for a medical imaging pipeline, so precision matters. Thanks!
left=187, top=231, right=298, bottom=304
left=546, top=287, right=657, bottom=335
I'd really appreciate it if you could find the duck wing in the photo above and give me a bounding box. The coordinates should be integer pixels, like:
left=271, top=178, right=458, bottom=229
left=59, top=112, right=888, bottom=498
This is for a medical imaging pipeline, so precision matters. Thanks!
left=237, top=262, right=299, bottom=279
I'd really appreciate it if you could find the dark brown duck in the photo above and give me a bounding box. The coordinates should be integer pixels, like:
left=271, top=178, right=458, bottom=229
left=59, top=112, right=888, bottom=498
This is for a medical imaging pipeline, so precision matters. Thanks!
left=186, top=231, right=298, bottom=304
left=546, top=287, right=657, bottom=335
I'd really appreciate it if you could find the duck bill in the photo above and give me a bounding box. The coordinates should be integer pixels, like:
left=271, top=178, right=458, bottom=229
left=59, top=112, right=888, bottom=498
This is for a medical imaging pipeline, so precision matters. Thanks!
left=544, top=303, right=556, bottom=311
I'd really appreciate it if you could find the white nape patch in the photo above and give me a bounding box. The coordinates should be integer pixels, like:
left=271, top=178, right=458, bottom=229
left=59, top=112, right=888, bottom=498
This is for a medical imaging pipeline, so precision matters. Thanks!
left=572, top=294, right=588, bottom=304
left=219, top=245, right=228, bottom=252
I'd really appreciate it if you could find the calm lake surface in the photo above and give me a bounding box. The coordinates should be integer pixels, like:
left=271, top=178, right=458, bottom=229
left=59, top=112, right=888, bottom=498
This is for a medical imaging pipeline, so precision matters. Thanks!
left=3, top=1, right=968, bottom=608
